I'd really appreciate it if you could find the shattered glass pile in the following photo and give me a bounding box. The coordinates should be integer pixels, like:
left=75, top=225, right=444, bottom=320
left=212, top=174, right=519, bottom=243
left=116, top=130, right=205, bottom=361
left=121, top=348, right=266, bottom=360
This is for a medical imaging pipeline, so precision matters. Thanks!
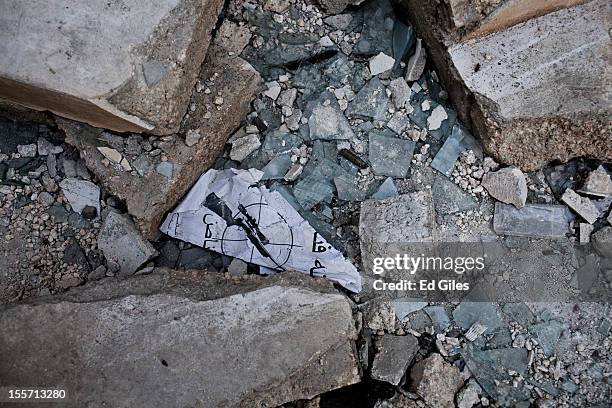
left=213, top=1, right=478, bottom=260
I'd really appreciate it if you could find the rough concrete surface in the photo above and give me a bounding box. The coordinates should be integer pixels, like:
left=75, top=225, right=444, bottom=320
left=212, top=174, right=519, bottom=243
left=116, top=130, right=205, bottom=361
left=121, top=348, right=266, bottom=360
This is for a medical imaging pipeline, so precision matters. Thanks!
left=0, top=274, right=359, bottom=407
left=58, top=45, right=262, bottom=239
left=399, top=0, right=611, bottom=171
left=0, top=0, right=224, bottom=134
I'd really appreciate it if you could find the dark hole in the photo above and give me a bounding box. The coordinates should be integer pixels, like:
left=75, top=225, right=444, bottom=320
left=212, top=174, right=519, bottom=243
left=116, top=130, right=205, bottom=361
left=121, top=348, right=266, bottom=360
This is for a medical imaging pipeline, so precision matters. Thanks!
left=474, top=63, right=481, bottom=73
left=161, top=359, right=168, bottom=367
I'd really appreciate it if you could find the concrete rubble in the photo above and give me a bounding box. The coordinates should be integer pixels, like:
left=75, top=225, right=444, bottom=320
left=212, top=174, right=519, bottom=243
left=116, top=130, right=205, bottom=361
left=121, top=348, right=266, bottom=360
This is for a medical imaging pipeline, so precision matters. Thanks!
left=58, top=44, right=262, bottom=239
left=0, top=0, right=225, bottom=135
left=481, top=166, right=527, bottom=208
left=411, top=353, right=463, bottom=408
left=561, top=188, right=600, bottom=224
left=371, top=334, right=419, bottom=385
left=59, top=178, right=101, bottom=216
left=1, top=0, right=611, bottom=406
left=98, top=211, right=157, bottom=275
left=398, top=0, right=612, bottom=171
left=0, top=270, right=360, bottom=407
left=581, top=165, right=612, bottom=197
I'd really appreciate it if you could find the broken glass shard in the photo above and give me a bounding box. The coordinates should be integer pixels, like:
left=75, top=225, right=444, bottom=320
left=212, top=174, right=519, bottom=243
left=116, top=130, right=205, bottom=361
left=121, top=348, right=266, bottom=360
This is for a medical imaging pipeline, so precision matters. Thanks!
left=453, top=301, right=503, bottom=334
left=392, top=21, right=415, bottom=66
left=394, top=298, right=427, bottom=321
left=346, top=78, right=390, bottom=121
left=493, top=202, right=573, bottom=238
left=424, top=305, right=451, bottom=333
left=371, top=177, right=399, bottom=200
left=293, top=175, right=335, bottom=209
left=529, top=320, right=564, bottom=355
left=368, top=131, right=415, bottom=177
left=261, top=154, right=293, bottom=180
left=430, top=125, right=465, bottom=177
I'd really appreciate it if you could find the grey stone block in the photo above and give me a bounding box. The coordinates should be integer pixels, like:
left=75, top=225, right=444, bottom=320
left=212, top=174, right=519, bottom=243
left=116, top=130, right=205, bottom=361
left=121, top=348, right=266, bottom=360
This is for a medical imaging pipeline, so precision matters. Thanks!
left=0, top=0, right=224, bottom=134
left=59, top=178, right=100, bottom=216
left=0, top=279, right=359, bottom=407
left=399, top=0, right=611, bottom=171
left=371, top=335, right=419, bottom=385
left=98, top=211, right=158, bottom=275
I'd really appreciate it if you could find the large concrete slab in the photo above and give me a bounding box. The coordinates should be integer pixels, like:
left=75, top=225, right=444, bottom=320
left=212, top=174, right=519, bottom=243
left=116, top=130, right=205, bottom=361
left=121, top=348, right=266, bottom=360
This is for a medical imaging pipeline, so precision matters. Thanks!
left=0, top=270, right=360, bottom=407
left=0, top=0, right=224, bottom=135
left=398, top=0, right=611, bottom=171
left=58, top=44, right=262, bottom=239
left=442, top=0, right=584, bottom=36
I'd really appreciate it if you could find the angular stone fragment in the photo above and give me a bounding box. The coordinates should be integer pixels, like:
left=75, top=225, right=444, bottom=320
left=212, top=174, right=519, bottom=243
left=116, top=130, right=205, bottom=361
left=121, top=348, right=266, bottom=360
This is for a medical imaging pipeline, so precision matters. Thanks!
left=278, top=88, right=298, bottom=108
left=334, top=174, right=371, bottom=202
left=309, top=104, right=355, bottom=140
left=230, top=134, right=261, bottom=162
left=263, top=81, right=282, bottom=100
left=0, top=271, right=360, bottom=407
left=388, top=78, right=412, bottom=110
left=216, top=20, right=252, bottom=55
left=371, top=335, right=419, bottom=385
left=592, top=226, right=612, bottom=259
left=17, top=143, right=37, bottom=157
left=386, top=112, right=412, bottom=135
left=561, top=189, right=600, bottom=224
left=580, top=165, right=612, bottom=198
left=361, top=300, right=396, bottom=332
left=284, top=164, right=304, bottom=182
left=462, top=344, right=529, bottom=403
left=98, top=211, right=158, bottom=275
left=399, top=0, right=611, bottom=171
left=405, top=38, right=427, bottom=82
left=369, top=52, right=396, bottom=76
left=368, top=132, right=415, bottom=177
left=316, top=0, right=365, bottom=14
left=346, top=78, right=390, bottom=121
left=97, top=146, right=122, bottom=164
left=482, top=166, right=527, bottom=208
left=180, top=130, right=200, bottom=149
left=493, top=202, right=572, bottom=238
left=59, top=178, right=100, bottom=216
left=59, top=45, right=262, bottom=239
left=37, top=137, right=63, bottom=155
left=324, top=14, right=354, bottom=30
left=579, top=223, right=594, bottom=244
left=0, top=0, right=224, bottom=134
left=427, top=105, right=448, bottom=130
left=156, top=161, right=173, bottom=178
left=456, top=379, right=482, bottom=408
left=411, top=353, right=463, bottom=408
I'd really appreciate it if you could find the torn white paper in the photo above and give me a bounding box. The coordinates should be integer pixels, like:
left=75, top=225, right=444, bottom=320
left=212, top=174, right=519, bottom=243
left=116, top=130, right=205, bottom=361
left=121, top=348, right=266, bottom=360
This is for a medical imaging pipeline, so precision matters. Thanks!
left=160, top=168, right=362, bottom=292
